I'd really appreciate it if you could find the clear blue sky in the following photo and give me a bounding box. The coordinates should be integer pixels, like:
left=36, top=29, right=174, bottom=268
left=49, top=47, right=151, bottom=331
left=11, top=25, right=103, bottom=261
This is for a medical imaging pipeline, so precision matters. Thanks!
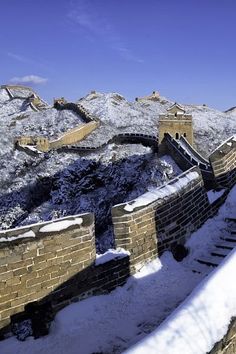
left=0, top=0, right=235, bottom=110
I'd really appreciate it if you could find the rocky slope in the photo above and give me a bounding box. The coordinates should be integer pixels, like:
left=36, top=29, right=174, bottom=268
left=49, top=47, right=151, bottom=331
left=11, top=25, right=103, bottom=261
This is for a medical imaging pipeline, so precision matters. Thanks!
left=0, top=86, right=235, bottom=251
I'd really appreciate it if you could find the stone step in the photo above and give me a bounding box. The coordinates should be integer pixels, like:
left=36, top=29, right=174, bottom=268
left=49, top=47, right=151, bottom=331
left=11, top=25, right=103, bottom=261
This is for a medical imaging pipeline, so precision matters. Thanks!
left=230, top=229, right=236, bottom=235
left=210, top=247, right=230, bottom=258
left=215, top=240, right=235, bottom=250
left=191, top=262, right=213, bottom=275
left=196, top=255, right=222, bottom=267
left=225, top=217, right=236, bottom=223
left=221, top=235, right=236, bottom=243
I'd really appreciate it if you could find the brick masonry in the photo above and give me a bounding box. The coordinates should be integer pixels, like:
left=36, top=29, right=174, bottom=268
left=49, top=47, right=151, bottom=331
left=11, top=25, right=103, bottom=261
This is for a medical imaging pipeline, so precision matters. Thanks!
left=159, top=133, right=215, bottom=189
left=112, top=166, right=230, bottom=268
left=0, top=213, right=130, bottom=332
left=209, top=136, right=236, bottom=189
left=0, top=136, right=235, bottom=336
left=209, top=317, right=236, bottom=354
left=112, top=167, right=211, bottom=267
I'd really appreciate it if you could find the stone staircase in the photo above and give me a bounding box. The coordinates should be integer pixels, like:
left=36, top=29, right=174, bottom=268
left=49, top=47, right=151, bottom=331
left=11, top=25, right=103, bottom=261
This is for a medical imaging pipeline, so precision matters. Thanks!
left=190, top=218, right=236, bottom=275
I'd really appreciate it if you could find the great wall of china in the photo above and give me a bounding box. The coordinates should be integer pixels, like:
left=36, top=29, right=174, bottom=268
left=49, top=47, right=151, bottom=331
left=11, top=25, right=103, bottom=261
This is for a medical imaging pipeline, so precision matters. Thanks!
left=0, top=86, right=236, bottom=352
left=0, top=134, right=235, bottom=339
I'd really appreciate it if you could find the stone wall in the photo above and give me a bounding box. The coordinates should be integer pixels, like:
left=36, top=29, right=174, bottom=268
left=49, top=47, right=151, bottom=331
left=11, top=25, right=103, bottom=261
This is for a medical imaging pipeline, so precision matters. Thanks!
left=15, top=121, right=99, bottom=152
left=112, top=166, right=211, bottom=268
left=0, top=214, right=131, bottom=334
left=0, top=214, right=95, bottom=330
left=209, top=318, right=236, bottom=354
left=159, top=133, right=215, bottom=189
left=209, top=136, right=236, bottom=188
left=49, top=121, right=99, bottom=150
left=112, top=206, right=158, bottom=273
left=159, top=116, right=193, bottom=145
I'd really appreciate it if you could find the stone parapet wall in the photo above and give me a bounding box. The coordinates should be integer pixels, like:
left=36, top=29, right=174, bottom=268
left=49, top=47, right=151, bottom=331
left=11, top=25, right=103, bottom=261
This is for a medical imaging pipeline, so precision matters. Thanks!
left=209, top=317, right=236, bottom=354
left=112, top=167, right=211, bottom=265
left=49, top=121, right=99, bottom=150
left=0, top=213, right=95, bottom=330
left=159, top=133, right=215, bottom=189
left=112, top=207, right=158, bottom=273
left=209, top=136, right=236, bottom=188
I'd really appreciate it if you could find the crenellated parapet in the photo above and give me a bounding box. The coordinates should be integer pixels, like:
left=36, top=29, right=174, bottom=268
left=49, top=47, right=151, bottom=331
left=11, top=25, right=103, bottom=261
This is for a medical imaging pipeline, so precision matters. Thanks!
left=209, top=135, right=236, bottom=188
left=135, top=91, right=160, bottom=102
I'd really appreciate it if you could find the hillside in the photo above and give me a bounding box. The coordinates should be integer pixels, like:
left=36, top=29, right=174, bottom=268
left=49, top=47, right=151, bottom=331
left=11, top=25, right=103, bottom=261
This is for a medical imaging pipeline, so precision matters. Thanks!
left=225, top=106, right=236, bottom=116
left=0, top=86, right=235, bottom=251
left=78, top=91, right=236, bottom=156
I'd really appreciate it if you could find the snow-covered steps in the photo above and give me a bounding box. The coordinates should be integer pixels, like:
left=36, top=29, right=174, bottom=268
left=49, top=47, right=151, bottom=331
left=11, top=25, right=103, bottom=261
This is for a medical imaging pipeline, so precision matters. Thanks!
left=225, top=217, right=236, bottom=223
left=214, top=240, right=235, bottom=250
left=196, top=255, right=222, bottom=267
left=191, top=262, right=213, bottom=275
left=221, top=234, right=236, bottom=243
left=210, top=247, right=230, bottom=258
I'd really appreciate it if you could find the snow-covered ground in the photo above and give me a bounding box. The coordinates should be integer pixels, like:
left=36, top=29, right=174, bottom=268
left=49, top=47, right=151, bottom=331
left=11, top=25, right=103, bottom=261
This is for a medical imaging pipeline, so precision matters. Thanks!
left=1, top=185, right=235, bottom=354
left=0, top=86, right=235, bottom=234
left=79, top=92, right=236, bottom=157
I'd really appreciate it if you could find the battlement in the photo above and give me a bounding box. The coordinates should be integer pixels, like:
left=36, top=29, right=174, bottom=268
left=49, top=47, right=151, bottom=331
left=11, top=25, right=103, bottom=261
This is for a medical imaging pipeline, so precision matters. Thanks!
left=15, top=101, right=100, bottom=153
left=1, top=84, right=35, bottom=92
left=209, top=135, right=236, bottom=188
left=135, top=91, right=160, bottom=102
left=159, top=103, right=194, bottom=145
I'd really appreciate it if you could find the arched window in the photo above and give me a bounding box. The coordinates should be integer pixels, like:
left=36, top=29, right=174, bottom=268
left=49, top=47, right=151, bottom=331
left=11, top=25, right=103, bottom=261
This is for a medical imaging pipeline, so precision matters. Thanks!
left=175, top=132, right=179, bottom=139
left=184, top=133, right=187, bottom=137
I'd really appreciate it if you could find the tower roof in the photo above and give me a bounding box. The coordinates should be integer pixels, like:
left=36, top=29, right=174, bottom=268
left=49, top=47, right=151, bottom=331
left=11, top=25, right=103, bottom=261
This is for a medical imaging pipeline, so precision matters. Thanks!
left=167, top=102, right=186, bottom=114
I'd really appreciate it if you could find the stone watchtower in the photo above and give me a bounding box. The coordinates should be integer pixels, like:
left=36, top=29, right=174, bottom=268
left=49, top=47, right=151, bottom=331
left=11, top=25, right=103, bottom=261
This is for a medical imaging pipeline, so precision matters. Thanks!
left=159, top=103, right=194, bottom=145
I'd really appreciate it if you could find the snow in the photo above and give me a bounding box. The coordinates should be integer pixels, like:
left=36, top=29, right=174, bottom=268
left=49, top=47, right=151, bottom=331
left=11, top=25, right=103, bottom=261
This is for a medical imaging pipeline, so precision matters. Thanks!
left=207, top=189, right=225, bottom=204
left=95, top=248, right=130, bottom=265
left=159, top=155, right=183, bottom=176
left=0, top=185, right=235, bottom=353
left=209, top=135, right=235, bottom=156
left=124, top=170, right=199, bottom=212
left=127, top=250, right=236, bottom=354
left=0, top=87, right=235, bottom=239
left=0, top=230, right=35, bottom=242
left=177, top=137, right=208, bottom=164
left=39, top=217, right=83, bottom=233
left=0, top=253, right=201, bottom=354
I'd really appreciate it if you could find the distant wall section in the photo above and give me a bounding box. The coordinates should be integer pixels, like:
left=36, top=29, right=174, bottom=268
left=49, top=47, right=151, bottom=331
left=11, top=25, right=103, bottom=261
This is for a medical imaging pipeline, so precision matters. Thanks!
left=49, top=121, right=99, bottom=150
left=209, top=136, right=236, bottom=188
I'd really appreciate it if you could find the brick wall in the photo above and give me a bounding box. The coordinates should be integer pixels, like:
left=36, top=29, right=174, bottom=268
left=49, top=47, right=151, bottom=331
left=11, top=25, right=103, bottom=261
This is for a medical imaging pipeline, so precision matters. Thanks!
left=0, top=213, right=95, bottom=330
left=209, top=136, right=236, bottom=188
left=49, top=121, right=99, bottom=150
left=112, top=166, right=211, bottom=270
left=209, top=317, right=236, bottom=354
left=112, top=206, right=158, bottom=273
left=0, top=214, right=131, bottom=334
left=159, top=117, right=193, bottom=145
left=159, top=133, right=215, bottom=189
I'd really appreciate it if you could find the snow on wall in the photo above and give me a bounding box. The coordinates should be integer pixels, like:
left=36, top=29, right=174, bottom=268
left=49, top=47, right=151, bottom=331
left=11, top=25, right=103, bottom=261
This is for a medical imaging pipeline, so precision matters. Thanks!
left=126, top=247, right=236, bottom=354
left=124, top=170, right=199, bottom=212
left=112, top=166, right=212, bottom=269
left=0, top=213, right=96, bottom=330
left=209, top=135, right=236, bottom=188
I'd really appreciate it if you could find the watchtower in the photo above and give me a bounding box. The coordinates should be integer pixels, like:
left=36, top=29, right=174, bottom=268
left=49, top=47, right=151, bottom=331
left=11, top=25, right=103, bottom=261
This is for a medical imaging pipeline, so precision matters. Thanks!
left=159, top=103, right=194, bottom=145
